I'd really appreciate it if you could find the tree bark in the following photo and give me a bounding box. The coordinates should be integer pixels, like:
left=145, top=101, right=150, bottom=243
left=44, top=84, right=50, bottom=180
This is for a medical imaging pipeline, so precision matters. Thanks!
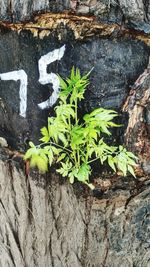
left=0, top=153, right=150, bottom=267
left=0, top=1, right=150, bottom=267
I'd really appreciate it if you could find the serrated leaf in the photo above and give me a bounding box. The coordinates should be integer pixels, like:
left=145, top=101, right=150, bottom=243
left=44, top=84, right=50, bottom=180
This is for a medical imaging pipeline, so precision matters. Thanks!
left=47, top=149, right=53, bottom=166
left=62, top=170, right=68, bottom=177
left=29, top=141, right=35, bottom=148
left=108, top=156, right=116, bottom=172
left=59, top=77, right=68, bottom=90
left=25, top=67, right=138, bottom=190
left=119, top=145, right=124, bottom=152
left=58, top=133, right=68, bottom=146
left=127, top=158, right=137, bottom=166
left=57, top=153, right=66, bottom=162
left=75, top=163, right=91, bottom=182
left=126, top=151, right=138, bottom=160
left=101, top=155, right=107, bottom=164
left=57, top=168, right=64, bottom=175
left=31, top=155, right=48, bottom=172
left=71, top=66, right=75, bottom=80
left=100, top=124, right=111, bottom=135
left=117, top=161, right=127, bottom=176
left=30, top=155, right=39, bottom=167
left=51, top=146, right=61, bottom=155
left=24, top=148, right=35, bottom=160
left=40, top=152, right=48, bottom=162
left=83, top=114, right=91, bottom=122
left=69, top=173, right=74, bottom=184
left=128, top=165, right=136, bottom=178
left=40, top=127, right=50, bottom=143
left=108, top=122, right=122, bottom=127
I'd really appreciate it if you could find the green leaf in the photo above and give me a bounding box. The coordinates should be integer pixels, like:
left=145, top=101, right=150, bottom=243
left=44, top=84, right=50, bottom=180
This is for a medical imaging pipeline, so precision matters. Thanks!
left=24, top=148, right=35, bottom=160
left=126, top=151, right=138, bottom=160
left=100, top=124, right=111, bottom=135
left=40, top=127, right=49, bottom=143
left=84, top=182, right=95, bottom=190
left=128, top=165, right=136, bottom=178
left=30, top=155, right=39, bottom=167
left=40, top=151, right=48, bottom=162
left=68, top=172, right=75, bottom=184
left=119, top=145, right=124, bottom=152
left=47, top=149, right=53, bottom=166
left=83, top=114, right=90, bottom=122
left=31, top=155, right=48, bottom=172
left=127, top=158, right=137, bottom=166
left=24, top=67, right=138, bottom=190
left=58, top=133, right=68, bottom=146
left=57, top=161, right=72, bottom=177
left=59, top=77, right=68, bottom=91
left=51, top=146, right=61, bottom=155
left=24, top=146, right=38, bottom=160
left=71, top=66, right=75, bottom=80
left=75, top=163, right=91, bottom=182
left=101, top=155, right=107, bottom=164
left=108, top=156, right=116, bottom=172
left=57, top=153, right=67, bottom=162
left=29, top=141, right=35, bottom=148
left=56, top=168, right=64, bottom=175
left=117, top=160, right=127, bottom=176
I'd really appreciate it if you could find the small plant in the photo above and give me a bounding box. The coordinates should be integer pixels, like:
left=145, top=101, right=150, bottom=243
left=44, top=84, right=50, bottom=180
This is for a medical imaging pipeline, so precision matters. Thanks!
left=24, top=67, right=137, bottom=189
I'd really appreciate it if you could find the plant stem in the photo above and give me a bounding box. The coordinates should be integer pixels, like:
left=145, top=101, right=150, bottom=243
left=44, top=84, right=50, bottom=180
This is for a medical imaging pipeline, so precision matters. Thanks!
left=38, top=142, right=72, bottom=153
left=87, top=156, right=100, bottom=164
left=75, top=97, right=78, bottom=125
left=73, top=151, right=78, bottom=165
left=77, top=149, right=80, bottom=166
left=85, top=142, right=89, bottom=162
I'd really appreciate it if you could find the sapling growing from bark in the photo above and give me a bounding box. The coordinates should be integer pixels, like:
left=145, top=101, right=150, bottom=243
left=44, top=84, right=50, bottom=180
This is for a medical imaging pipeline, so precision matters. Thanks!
left=24, top=67, right=137, bottom=189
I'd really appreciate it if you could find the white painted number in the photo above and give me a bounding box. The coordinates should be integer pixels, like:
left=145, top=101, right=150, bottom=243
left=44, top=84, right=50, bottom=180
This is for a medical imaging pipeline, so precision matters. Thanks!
left=0, top=45, right=66, bottom=118
left=38, top=45, right=66, bottom=109
left=0, top=70, right=28, bottom=118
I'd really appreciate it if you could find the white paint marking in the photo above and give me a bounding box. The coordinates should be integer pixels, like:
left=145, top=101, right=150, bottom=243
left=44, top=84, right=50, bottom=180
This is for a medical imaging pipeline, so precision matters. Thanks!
left=38, top=45, right=66, bottom=109
left=0, top=70, right=28, bottom=118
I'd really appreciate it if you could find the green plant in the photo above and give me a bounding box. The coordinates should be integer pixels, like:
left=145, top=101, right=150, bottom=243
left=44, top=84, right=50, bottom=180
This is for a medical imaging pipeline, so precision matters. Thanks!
left=24, top=67, right=137, bottom=189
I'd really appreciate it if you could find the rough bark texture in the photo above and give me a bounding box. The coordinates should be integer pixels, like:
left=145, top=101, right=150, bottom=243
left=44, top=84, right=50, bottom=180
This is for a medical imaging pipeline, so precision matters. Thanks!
left=0, top=13, right=149, bottom=149
left=0, top=1, right=150, bottom=267
left=0, top=0, right=150, bottom=29
left=0, top=154, right=150, bottom=267
left=123, top=60, right=150, bottom=174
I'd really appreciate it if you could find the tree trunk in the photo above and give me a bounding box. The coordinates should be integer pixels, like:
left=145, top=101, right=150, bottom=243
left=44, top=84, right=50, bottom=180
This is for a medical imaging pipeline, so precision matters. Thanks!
left=0, top=153, right=150, bottom=267
left=0, top=1, right=150, bottom=266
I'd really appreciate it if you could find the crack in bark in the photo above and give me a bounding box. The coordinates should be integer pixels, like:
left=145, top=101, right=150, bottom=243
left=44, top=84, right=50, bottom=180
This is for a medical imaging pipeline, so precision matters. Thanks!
left=143, top=0, right=149, bottom=21
left=6, top=161, right=21, bottom=218
left=0, top=158, right=149, bottom=266
left=124, top=180, right=150, bottom=210
left=0, top=12, right=150, bottom=46
left=49, top=234, right=55, bottom=267
left=81, top=196, right=93, bottom=267
left=6, top=238, right=16, bottom=267
left=7, top=0, right=14, bottom=23
left=0, top=200, right=25, bottom=266
left=102, top=200, right=110, bottom=267
left=27, top=176, right=33, bottom=223
left=123, top=59, right=150, bottom=174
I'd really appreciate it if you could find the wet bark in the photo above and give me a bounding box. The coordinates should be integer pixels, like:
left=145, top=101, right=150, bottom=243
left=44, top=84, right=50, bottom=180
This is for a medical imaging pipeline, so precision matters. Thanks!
left=0, top=1, right=150, bottom=267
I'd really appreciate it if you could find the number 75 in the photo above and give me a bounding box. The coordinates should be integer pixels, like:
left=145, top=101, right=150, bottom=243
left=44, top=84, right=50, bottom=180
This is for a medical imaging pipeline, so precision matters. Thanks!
left=0, top=45, right=66, bottom=118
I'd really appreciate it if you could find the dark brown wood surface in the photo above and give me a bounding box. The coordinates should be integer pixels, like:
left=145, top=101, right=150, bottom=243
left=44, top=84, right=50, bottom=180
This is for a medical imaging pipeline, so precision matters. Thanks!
left=0, top=1, right=150, bottom=266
